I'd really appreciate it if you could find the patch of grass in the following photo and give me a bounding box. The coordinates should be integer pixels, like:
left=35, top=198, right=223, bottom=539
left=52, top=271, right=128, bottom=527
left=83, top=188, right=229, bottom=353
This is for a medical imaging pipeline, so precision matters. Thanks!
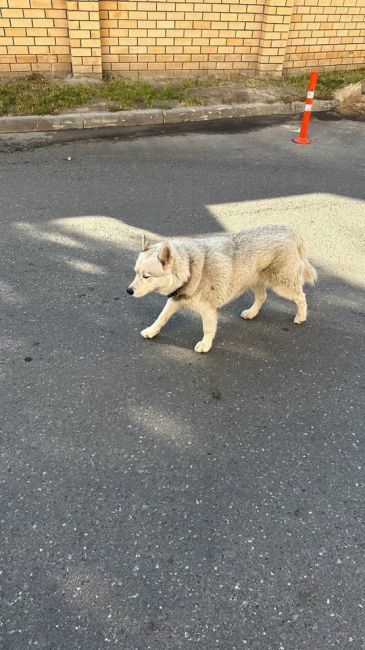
left=0, top=74, right=205, bottom=116
left=0, top=74, right=97, bottom=116
left=285, top=68, right=365, bottom=100
left=0, top=69, right=364, bottom=116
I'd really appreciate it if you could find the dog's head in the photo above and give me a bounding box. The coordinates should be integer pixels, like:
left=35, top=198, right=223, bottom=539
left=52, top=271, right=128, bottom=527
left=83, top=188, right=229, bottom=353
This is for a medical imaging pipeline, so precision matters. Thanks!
left=127, top=235, right=177, bottom=297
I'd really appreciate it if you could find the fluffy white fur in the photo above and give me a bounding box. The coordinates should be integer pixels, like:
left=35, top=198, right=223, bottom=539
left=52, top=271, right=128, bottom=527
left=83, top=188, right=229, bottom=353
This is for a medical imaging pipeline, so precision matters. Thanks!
left=128, top=225, right=317, bottom=353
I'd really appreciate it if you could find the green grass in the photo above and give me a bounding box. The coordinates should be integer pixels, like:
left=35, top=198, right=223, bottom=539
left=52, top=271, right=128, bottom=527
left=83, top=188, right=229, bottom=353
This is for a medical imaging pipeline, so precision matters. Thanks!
left=285, top=68, right=365, bottom=100
left=0, top=73, right=202, bottom=116
left=0, top=69, right=364, bottom=116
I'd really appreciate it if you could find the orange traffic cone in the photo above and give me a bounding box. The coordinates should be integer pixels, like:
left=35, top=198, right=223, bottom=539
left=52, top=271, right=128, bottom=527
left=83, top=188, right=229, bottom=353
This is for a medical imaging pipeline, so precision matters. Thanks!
left=293, top=70, right=319, bottom=145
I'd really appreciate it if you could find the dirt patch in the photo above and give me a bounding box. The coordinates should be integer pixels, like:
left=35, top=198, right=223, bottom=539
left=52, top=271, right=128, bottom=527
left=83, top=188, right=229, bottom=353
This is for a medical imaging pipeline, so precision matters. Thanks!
left=335, top=81, right=365, bottom=117
left=191, top=81, right=299, bottom=105
left=340, top=97, right=365, bottom=117
left=59, top=80, right=302, bottom=115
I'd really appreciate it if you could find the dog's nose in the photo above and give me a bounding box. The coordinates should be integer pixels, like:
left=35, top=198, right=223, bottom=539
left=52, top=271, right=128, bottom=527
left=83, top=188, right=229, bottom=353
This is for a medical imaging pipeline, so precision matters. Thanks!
left=126, top=287, right=134, bottom=295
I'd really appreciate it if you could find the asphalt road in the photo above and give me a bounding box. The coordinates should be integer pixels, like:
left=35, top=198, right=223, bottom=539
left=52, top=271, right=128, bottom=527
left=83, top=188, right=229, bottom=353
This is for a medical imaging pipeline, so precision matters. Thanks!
left=1, top=114, right=365, bottom=650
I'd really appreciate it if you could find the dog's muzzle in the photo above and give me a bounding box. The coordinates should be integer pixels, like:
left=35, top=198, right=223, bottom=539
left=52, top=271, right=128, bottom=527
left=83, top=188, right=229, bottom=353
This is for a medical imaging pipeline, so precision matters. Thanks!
left=126, top=287, right=134, bottom=295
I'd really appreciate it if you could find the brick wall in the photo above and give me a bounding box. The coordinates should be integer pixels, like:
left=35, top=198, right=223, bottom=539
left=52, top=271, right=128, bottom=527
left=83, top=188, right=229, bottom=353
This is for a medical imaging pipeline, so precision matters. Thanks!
left=1, top=0, right=364, bottom=78
left=284, top=0, right=365, bottom=73
left=0, top=0, right=71, bottom=76
left=99, top=1, right=264, bottom=75
left=67, top=1, right=102, bottom=76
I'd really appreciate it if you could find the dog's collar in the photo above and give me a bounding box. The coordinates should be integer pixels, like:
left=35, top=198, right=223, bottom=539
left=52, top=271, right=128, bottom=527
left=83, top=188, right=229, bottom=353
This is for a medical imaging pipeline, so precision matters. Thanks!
left=167, top=284, right=185, bottom=300
left=167, top=261, right=193, bottom=301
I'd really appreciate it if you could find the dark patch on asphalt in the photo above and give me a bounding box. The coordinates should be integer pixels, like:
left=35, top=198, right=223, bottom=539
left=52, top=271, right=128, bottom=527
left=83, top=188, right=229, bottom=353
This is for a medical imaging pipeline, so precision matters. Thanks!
left=0, top=113, right=301, bottom=153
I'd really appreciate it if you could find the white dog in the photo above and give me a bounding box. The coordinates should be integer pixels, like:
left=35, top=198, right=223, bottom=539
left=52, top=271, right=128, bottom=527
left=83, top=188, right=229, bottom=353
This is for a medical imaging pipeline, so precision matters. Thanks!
left=127, top=224, right=317, bottom=353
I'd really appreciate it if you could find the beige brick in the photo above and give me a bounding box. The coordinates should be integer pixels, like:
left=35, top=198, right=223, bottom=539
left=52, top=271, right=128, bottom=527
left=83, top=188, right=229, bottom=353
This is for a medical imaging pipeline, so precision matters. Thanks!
left=146, top=29, right=166, bottom=37
left=2, top=9, right=24, bottom=17
left=5, top=27, right=26, bottom=36
left=147, top=62, right=166, bottom=70
left=9, top=18, right=33, bottom=27
left=169, top=12, right=185, bottom=20
left=156, top=20, right=175, bottom=28
left=138, top=54, right=156, bottom=62
left=147, top=11, right=167, bottom=20
left=193, top=20, right=211, bottom=29
left=166, top=29, right=184, bottom=37
left=129, top=63, right=146, bottom=70
left=139, top=2, right=156, bottom=10
left=138, top=37, right=156, bottom=45
left=14, top=53, right=37, bottom=62
left=199, top=61, right=217, bottom=69
left=101, top=37, right=118, bottom=46
left=166, top=45, right=183, bottom=53
left=201, top=46, right=218, bottom=54
left=51, top=45, right=70, bottom=54
left=202, top=29, right=219, bottom=38
left=35, top=54, right=57, bottom=64
left=156, top=54, right=173, bottom=61
left=174, top=54, right=191, bottom=62
left=129, top=45, right=147, bottom=53
left=109, top=11, right=128, bottom=20
left=12, top=36, right=34, bottom=45
left=216, top=61, right=233, bottom=69
left=80, top=38, right=100, bottom=47
left=155, top=37, right=173, bottom=45
left=11, top=63, right=33, bottom=70
left=46, top=9, right=67, bottom=19
left=49, top=27, right=69, bottom=36
left=82, top=56, right=101, bottom=65
left=72, top=47, right=92, bottom=56
left=7, top=45, right=30, bottom=53
left=182, top=61, right=199, bottom=69
left=194, top=37, right=209, bottom=45
left=128, top=11, right=147, bottom=19
left=165, top=61, right=183, bottom=69
left=102, top=54, right=118, bottom=62
left=31, top=0, right=52, bottom=7
left=32, top=18, right=54, bottom=27
left=174, top=38, right=192, bottom=45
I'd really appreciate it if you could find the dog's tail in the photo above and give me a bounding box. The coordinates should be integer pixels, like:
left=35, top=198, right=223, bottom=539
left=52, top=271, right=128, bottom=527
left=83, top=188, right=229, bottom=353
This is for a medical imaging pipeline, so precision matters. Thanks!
left=297, top=239, right=317, bottom=285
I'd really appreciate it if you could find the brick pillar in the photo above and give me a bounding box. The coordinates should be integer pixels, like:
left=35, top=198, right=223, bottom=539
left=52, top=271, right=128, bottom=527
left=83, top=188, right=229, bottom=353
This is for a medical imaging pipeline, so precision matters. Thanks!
left=257, top=0, right=294, bottom=76
left=66, top=1, right=102, bottom=78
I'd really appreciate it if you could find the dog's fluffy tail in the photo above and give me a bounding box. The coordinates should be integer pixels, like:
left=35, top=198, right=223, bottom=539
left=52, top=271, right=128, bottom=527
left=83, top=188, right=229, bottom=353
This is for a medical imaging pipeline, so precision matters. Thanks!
left=298, top=239, right=317, bottom=285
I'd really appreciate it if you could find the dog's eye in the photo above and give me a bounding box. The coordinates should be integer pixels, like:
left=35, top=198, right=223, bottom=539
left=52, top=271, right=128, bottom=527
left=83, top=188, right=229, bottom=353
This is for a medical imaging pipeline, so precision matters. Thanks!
left=142, top=274, right=150, bottom=279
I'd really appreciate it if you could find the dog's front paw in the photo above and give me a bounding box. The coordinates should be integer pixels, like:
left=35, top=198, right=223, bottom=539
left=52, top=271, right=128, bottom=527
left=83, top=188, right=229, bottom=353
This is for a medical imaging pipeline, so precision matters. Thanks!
left=241, top=308, right=258, bottom=320
left=194, top=339, right=212, bottom=353
left=141, top=326, right=159, bottom=339
left=293, top=315, right=306, bottom=325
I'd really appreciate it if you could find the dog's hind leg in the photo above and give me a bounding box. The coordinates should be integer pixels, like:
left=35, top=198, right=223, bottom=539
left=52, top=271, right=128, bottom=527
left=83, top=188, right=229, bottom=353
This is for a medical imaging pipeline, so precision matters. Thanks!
left=241, top=285, right=267, bottom=320
left=272, top=283, right=307, bottom=324
left=141, top=298, right=180, bottom=339
left=194, top=305, right=218, bottom=353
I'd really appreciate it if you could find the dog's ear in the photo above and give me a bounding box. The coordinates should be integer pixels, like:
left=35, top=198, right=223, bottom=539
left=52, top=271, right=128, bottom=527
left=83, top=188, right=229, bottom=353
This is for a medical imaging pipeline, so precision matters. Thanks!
left=158, top=240, right=173, bottom=266
left=141, top=234, right=150, bottom=251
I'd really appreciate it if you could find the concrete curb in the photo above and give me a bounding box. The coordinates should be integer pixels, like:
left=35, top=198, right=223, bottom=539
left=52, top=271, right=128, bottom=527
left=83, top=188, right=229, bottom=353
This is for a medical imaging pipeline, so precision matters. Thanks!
left=0, top=99, right=337, bottom=134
